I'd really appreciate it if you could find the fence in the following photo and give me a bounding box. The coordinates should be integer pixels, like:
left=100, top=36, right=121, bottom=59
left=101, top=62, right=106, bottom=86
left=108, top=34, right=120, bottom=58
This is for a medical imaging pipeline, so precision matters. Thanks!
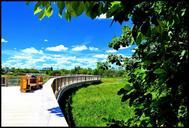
left=51, top=75, right=101, bottom=97
left=1, top=75, right=50, bottom=87
left=1, top=76, right=21, bottom=86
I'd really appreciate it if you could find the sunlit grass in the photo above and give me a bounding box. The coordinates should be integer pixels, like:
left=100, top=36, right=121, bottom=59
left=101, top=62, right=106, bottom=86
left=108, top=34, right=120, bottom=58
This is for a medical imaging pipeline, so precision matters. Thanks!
left=71, top=77, right=134, bottom=127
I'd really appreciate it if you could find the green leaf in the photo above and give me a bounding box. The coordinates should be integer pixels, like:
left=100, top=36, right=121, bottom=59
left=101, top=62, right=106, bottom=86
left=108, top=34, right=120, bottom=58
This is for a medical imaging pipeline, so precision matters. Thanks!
left=136, top=32, right=142, bottom=45
left=181, top=50, right=186, bottom=57
left=132, top=25, right=137, bottom=41
left=153, top=68, right=166, bottom=75
left=71, top=1, right=84, bottom=16
left=124, top=84, right=133, bottom=92
left=65, top=1, right=84, bottom=17
left=180, top=50, right=187, bottom=60
left=141, top=22, right=150, bottom=35
left=111, top=1, right=121, bottom=7
left=89, top=4, right=100, bottom=19
left=129, top=37, right=134, bottom=45
left=57, top=1, right=65, bottom=17
left=155, top=25, right=162, bottom=34
left=38, top=11, right=45, bottom=20
left=45, top=5, right=53, bottom=17
left=64, top=10, right=71, bottom=22
left=122, top=26, right=131, bottom=33
left=181, top=8, right=186, bottom=17
left=34, top=7, right=42, bottom=15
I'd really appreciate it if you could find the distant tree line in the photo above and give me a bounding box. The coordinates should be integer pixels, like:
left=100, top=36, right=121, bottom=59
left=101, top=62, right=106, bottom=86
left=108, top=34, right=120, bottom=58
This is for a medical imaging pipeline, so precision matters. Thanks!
left=1, top=62, right=125, bottom=78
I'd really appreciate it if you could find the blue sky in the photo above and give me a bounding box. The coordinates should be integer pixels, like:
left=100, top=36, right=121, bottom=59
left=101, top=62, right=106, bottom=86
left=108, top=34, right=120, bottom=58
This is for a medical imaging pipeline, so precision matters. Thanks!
left=2, top=2, right=134, bottom=70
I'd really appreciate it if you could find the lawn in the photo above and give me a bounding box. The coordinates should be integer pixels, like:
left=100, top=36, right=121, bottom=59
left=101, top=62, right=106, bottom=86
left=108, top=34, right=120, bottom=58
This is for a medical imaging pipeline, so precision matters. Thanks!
left=71, top=77, right=134, bottom=127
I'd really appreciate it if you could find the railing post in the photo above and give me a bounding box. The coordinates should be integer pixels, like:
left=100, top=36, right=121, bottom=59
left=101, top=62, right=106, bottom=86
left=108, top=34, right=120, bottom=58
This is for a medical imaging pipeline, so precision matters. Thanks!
left=68, top=77, right=70, bottom=85
left=58, top=78, right=61, bottom=90
left=1, top=77, right=6, bottom=86
left=64, top=77, right=66, bottom=86
left=52, top=80, right=56, bottom=94
left=61, top=78, right=64, bottom=88
left=65, top=77, right=68, bottom=85
left=55, top=79, right=57, bottom=93
left=71, top=77, right=73, bottom=83
left=74, top=76, right=77, bottom=83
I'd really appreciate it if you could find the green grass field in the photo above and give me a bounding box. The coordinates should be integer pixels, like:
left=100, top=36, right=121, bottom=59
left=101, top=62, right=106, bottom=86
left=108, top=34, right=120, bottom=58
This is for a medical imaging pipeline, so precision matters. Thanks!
left=71, top=77, right=134, bottom=127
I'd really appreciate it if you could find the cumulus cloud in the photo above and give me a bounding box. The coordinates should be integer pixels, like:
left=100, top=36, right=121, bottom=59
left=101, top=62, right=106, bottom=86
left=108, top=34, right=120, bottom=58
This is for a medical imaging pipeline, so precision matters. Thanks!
left=46, top=45, right=68, bottom=52
left=96, top=13, right=113, bottom=20
left=93, top=54, right=108, bottom=59
left=72, top=45, right=88, bottom=51
left=106, top=49, right=117, bottom=53
left=44, top=39, right=48, bottom=42
left=132, top=49, right=136, bottom=53
left=119, top=45, right=131, bottom=50
left=1, top=38, right=8, bottom=43
left=21, top=47, right=43, bottom=54
left=2, top=45, right=105, bottom=70
left=89, top=47, right=99, bottom=51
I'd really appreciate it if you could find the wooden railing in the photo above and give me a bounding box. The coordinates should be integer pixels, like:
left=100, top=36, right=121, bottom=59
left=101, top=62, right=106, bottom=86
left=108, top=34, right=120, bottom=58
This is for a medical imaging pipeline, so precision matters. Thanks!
left=1, top=77, right=8, bottom=86
left=50, top=75, right=101, bottom=98
left=1, top=75, right=101, bottom=96
left=1, top=76, right=20, bottom=86
left=1, top=76, right=51, bottom=87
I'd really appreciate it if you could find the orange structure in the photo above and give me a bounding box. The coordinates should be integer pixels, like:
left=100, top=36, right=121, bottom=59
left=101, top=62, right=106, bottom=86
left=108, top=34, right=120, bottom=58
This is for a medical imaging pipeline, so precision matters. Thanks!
left=37, top=76, right=43, bottom=89
left=28, top=75, right=38, bottom=90
left=20, top=75, right=44, bottom=92
left=20, top=76, right=30, bottom=92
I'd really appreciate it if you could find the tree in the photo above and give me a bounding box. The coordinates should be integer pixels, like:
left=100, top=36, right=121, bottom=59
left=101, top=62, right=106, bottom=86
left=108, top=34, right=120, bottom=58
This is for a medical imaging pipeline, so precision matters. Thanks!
left=28, top=1, right=188, bottom=127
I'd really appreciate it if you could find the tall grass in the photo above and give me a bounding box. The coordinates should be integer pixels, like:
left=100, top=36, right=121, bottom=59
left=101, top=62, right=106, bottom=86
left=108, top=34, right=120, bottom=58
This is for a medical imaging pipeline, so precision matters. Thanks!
left=71, top=77, right=134, bottom=127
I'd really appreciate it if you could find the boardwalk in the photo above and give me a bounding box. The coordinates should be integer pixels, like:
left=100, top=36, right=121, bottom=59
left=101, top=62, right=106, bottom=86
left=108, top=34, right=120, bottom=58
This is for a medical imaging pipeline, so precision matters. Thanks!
left=1, top=75, right=100, bottom=126
left=1, top=79, right=68, bottom=126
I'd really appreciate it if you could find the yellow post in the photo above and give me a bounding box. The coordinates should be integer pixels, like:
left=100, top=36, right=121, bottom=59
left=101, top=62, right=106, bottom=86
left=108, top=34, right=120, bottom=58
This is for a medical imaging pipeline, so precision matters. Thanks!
left=20, top=76, right=28, bottom=93
left=37, top=76, right=43, bottom=88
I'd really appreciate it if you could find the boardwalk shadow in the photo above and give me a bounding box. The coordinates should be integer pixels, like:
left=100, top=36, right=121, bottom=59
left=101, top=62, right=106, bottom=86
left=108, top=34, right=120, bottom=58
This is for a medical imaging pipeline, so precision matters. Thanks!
left=47, top=106, right=64, bottom=117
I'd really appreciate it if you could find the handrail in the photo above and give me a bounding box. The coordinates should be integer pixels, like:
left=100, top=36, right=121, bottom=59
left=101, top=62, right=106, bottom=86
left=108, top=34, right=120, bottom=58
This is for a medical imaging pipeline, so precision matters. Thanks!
left=50, top=75, right=101, bottom=98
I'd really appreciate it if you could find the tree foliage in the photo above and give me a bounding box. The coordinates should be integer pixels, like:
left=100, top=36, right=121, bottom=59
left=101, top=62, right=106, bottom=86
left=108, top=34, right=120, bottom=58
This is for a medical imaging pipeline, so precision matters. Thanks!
left=107, top=1, right=188, bottom=127
left=29, top=1, right=188, bottom=127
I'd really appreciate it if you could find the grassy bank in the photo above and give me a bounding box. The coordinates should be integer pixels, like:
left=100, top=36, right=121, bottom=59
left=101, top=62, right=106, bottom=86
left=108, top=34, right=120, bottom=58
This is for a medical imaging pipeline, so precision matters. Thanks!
left=71, top=77, right=134, bottom=127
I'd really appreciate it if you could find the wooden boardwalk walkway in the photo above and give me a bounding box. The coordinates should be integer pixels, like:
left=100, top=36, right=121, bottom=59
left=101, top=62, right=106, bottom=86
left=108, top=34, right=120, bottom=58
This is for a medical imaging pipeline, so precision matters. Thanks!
left=1, top=75, right=100, bottom=126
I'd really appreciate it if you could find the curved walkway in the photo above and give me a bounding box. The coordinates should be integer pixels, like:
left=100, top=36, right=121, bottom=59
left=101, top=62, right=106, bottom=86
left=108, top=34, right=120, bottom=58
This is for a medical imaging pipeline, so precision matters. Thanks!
left=1, top=78, right=68, bottom=126
left=1, top=75, right=101, bottom=126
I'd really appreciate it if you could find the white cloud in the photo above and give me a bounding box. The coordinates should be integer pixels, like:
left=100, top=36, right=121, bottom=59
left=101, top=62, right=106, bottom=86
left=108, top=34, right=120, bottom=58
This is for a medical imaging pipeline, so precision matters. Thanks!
left=93, top=54, right=108, bottom=59
left=72, top=45, right=88, bottom=51
left=46, top=45, right=68, bottom=52
left=96, top=13, right=113, bottom=20
left=132, top=49, right=136, bottom=53
left=11, top=55, right=32, bottom=60
left=120, top=45, right=131, bottom=50
left=116, top=53, right=131, bottom=58
left=44, top=39, right=48, bottom=42
left=21, top=47, right=43, bottom=54
left=89, top=47, right=99, bottom=51
left=106, top=49, right=117, bottom=53
left=2, top=46, right=105, bottom=70
left=75, top=58, right=98, bottom=63
left=1, top=38, right=8, bottom=43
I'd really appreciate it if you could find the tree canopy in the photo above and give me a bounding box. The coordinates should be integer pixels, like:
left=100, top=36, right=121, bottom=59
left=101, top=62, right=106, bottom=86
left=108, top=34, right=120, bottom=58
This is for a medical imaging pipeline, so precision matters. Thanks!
left=28, top=1, right=188, bottom=127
